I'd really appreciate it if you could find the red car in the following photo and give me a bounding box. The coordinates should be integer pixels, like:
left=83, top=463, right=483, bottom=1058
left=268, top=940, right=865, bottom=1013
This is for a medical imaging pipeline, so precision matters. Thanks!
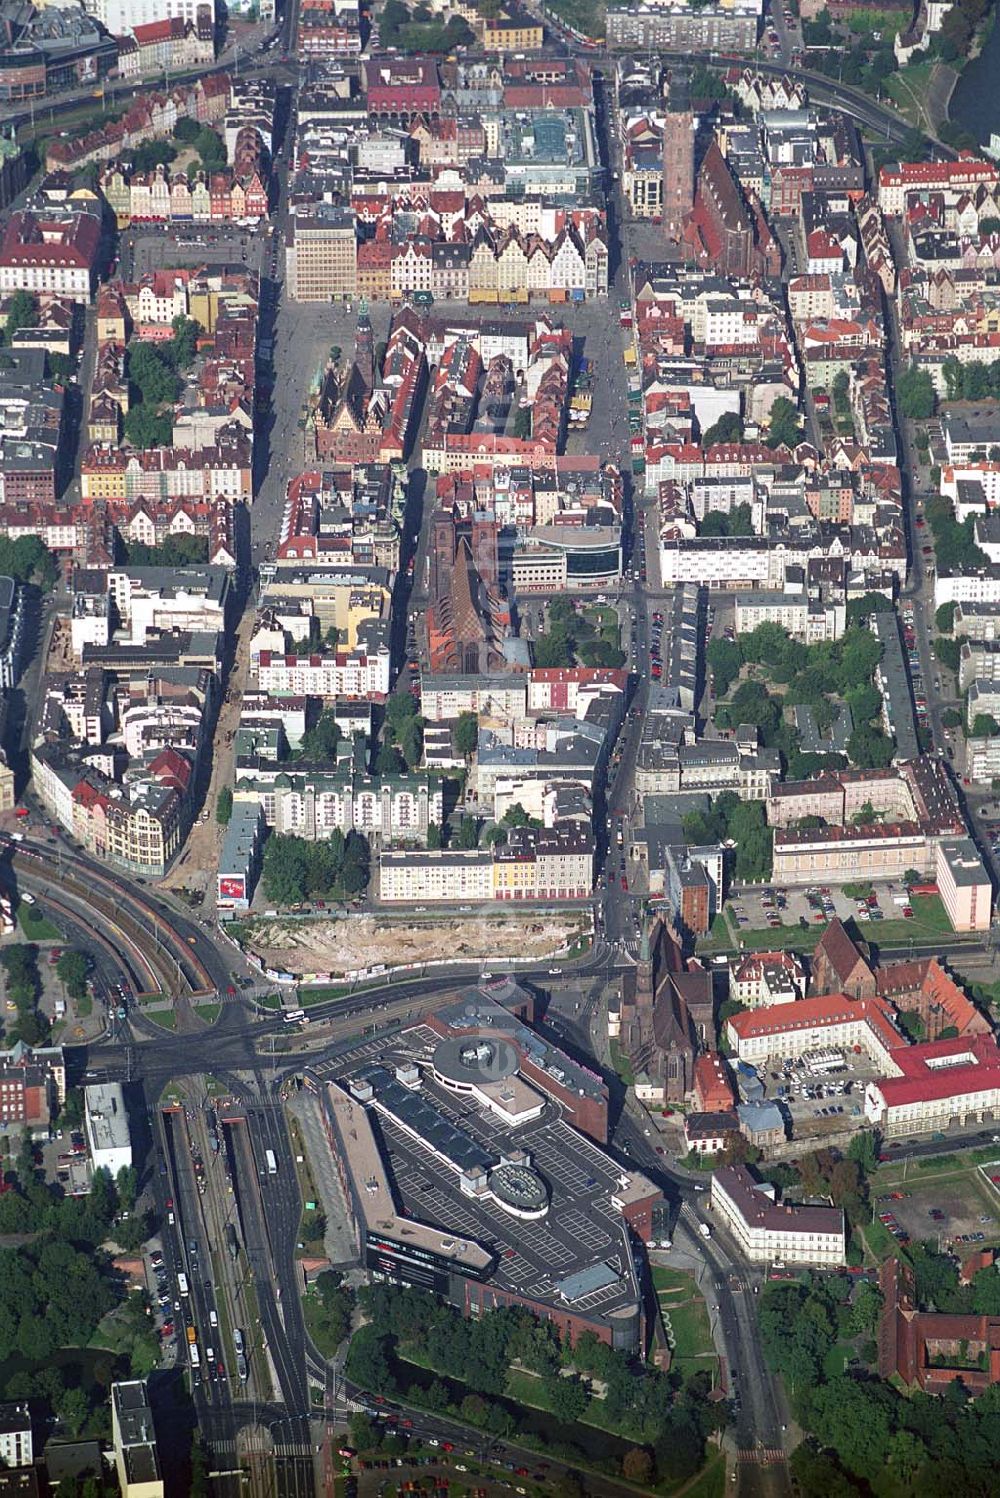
left=621, top=875, right=628, bottom=891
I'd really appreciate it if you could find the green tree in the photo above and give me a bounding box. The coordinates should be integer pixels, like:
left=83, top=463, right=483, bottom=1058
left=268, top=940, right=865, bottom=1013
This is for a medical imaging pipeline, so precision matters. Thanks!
left=260, top=835, right=309, bottom=904
left=933, top=636, right=963, bottom=673
left=766, top=396, right=803, bottom=450
left=55, top=950, right=88, bottom=1001
left=701, top=410, right=744, bottom=447
left=57, top=1385, right=91, bottom=1437
left=124, top=534, right=208, bottom=567
left=513, top=406, right=531, bottom=439
left=845, top=591, right=894, bottom=626
left=396, top=715, right=423, bottom=768
left=5, top=290, right=37, bottom=340
left=375, top=743, right=406, bottom=775
left=706, top=636, right=744, bottom=695
left=216, top=787, right=233, bottom=826
left=453, top=711, right=479, bottom=759
left=124, top=404, right=173, bottom=450
left=128, top=342, right=179, bottom=405
left=194, top=126, right=226, bottom=171
left=847, top=724, right=894, bottom=769
left=455, top=816, right=479, bottom=850
left=847, top=1281, right=883, bottom=1335
left=941, top=707, right=963, bottom=730
left=973, top=714, right=1000, bottom=738
left=427, top=822, right=443, bottom=850
left=846, top=1130, right=878, bottom=1175
left=543, top=1372, right=589, bottom=1422
left=169, top=315, right=199, bottom=369
left=935, top=601, right=957, bottom=634
left=300, top=711, right=341, bottom=761
left=897, top=364, right=936, bottom=420
left=345, top=1325, right=396, bottom=1395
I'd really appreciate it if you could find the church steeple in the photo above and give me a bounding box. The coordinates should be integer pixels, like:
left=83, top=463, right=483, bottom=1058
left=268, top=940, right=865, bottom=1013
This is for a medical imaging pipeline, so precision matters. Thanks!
left=354, top=297, right=374, bottom=391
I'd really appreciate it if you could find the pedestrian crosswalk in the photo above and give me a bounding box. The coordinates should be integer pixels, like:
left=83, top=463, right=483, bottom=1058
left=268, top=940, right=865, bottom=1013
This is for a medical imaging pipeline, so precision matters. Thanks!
left=738, top=1449, right=786, bottom=1466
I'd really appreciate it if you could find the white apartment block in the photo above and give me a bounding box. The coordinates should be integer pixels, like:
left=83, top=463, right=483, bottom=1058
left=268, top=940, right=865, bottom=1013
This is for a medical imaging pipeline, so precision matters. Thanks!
left=710, top=1165, right=847, bottom=1267
left=234, top=776, right=444, bottom=840
left=420, top=675, right=528, bottom=723
left=84, top=0, right=208, bottom=31
left=0, top=1404, right=32, bottom=1470
left=379, top=849, right=494, bottom=903
left=255, top=647, right=391, bottom=699
left=936, top=837, right=992, bottom=933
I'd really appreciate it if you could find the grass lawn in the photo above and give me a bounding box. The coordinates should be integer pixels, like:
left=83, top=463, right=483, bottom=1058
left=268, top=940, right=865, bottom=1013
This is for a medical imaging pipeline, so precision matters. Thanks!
left=680, top=1450, right=726, bottom=1498
left=876, top=1145, right=1000, bottom=1187
left=885, top=61, right=936, bottom=127
left=17, top=905, right=61, bottom=941
left=194, top=1002, right=221, bottom=1024
left=503, top=1367, right=624, bottom=1438
left=696, top=912, right=733, bottom=954
left=652, top=1266, right=696, bottom=1294
left=610, top=1038, right=635, bottom=1085
left=75, top=993, right=92, bottom=1018
left=147, top=1009, right=177, bottom=1029
left=862, top=1217, right=899, bottom=1262
left=865, top=894, right=954, bottom=946
left=824, top=1342, right=854, bottom=1379
left=654, top=1268, right=716, bottom=1380
left=544, top=0, right=605, bottom=37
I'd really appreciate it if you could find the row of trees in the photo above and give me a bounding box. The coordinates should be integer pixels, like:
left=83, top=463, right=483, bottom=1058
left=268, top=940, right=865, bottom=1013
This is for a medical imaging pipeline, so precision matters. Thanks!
left=260, top=829, right=370, bottom=904
left=941, top=355, right=1000, bottom=406
left=534, top=597, right=626, bottom=671
left=121, top=534, right=209, bottom=568
left=925, top=494, right=989, bottom=574
left=0, top=534, right=58, bottom=590
left=378, top=693, right=424, bottom=773
left=345, top=1283, right=722, bottom=1485
left=1, top=944, right=48, bottom=1047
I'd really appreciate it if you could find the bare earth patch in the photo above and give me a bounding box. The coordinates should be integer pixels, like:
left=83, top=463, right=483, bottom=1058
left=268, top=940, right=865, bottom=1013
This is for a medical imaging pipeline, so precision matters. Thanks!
left=243, top=911, right=588, bottom=977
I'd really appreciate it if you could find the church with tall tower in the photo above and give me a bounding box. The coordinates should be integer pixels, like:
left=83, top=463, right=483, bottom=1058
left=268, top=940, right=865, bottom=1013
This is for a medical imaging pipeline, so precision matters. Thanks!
left=619, top=913, right=715, bottom=1102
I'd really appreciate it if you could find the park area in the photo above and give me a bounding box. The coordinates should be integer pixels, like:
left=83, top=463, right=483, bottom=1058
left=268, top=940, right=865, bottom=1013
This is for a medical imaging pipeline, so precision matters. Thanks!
left=652, top=1267, right=718, bottom=1384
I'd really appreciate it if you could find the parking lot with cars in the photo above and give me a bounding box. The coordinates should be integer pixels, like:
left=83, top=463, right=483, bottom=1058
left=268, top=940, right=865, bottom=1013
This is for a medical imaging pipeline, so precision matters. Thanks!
left=872, top=1165, right=1000, bottom=1253
left=745, top=1046, right=879, bottom=1138
left=729, top=880, right=918, bottom=936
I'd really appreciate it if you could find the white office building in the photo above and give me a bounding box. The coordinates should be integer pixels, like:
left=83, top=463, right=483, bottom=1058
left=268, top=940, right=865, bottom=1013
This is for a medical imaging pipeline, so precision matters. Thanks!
left=84, top=1081, right=132, bottom=1177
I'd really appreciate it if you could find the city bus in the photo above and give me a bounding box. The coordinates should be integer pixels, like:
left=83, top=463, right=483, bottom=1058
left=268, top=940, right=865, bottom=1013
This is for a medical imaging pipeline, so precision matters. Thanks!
left=177, top=1273, right=189, bottom=1297
left=189, top=1343, right=201, bottom=1370
left=265, top=1149, right=277, bottom=1176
